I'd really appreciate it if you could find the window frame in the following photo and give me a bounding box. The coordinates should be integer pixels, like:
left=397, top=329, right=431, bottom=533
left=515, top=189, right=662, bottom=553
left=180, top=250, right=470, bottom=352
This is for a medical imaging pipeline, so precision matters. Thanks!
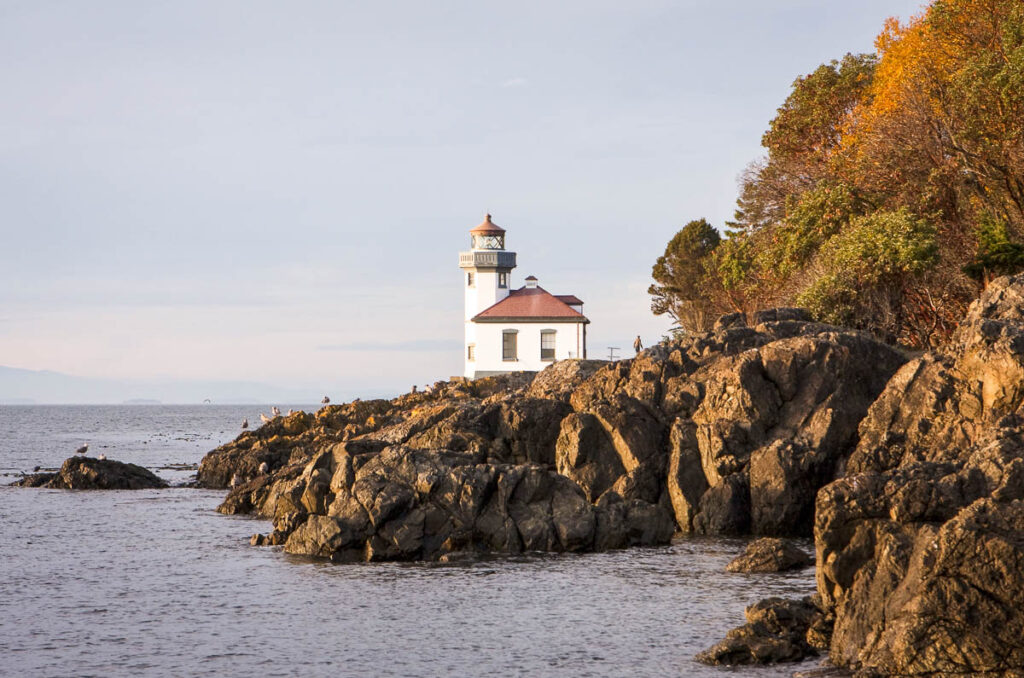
left=467, top=343, right=475, bottom=361
left=502, top=330, right=518, bottom=361
left=467, top=272, right=475, bottom=287
left=498, top=272, right=508, bottom=288
left=540, top=329, right=556, bottom=361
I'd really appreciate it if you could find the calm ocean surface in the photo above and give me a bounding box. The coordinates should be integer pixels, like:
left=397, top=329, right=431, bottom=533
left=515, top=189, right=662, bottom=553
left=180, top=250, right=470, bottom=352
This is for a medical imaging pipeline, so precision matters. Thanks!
left=0, top=405, right=819, bottom=677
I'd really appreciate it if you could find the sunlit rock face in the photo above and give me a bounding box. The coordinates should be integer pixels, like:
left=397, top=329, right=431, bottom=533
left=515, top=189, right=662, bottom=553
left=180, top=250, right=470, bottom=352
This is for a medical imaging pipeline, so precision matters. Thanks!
left=204, top=308, right=905, bottom=563
left=815, top=274, right=1024, bottom=676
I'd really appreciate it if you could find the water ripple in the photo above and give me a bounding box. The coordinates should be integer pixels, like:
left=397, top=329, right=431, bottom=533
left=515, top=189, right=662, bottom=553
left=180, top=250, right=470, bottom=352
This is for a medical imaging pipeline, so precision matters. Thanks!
left=1, top=406, right=820, bottom=677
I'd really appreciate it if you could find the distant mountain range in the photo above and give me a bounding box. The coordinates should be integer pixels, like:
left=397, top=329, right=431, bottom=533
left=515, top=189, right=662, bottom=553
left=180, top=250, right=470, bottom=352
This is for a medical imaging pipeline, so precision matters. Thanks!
left=0, top=365, right=379, bottom=405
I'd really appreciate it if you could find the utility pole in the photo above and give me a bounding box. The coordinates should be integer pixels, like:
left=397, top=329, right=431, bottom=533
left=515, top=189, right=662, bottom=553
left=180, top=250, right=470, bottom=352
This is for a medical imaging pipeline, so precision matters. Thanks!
left=607, top=347, right=620, bottom=361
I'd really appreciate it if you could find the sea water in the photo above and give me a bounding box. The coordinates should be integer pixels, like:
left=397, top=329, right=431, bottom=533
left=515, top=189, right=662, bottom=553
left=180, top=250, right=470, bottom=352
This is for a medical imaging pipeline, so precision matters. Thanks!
left=0, top=405, right=819, bottom=677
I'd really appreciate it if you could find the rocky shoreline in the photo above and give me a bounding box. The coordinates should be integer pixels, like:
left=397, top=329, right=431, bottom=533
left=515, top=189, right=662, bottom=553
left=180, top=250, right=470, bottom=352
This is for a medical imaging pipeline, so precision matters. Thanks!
left=201, top=306, right=906, bottom=562
left=17, top=275, right=1024, bottom=675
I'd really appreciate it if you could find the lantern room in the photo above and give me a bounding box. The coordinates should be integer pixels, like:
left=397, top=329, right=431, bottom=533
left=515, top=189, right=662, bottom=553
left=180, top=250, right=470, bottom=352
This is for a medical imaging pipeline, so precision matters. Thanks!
left=469, top=214, right=506, bottom=250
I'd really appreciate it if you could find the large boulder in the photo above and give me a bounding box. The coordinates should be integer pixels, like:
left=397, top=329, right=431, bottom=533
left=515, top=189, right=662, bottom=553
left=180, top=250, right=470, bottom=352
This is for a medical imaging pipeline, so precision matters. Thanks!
left=13, top=456, right=167, bottom=490
left=670, top=331, right=906, bottom=535
left=814, top=274, right=1024, bottom=676
left=696, top=597, right=824, bottom=666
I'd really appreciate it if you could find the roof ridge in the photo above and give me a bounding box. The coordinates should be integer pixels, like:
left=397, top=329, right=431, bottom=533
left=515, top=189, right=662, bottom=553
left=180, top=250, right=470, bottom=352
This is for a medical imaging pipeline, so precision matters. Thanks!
left=471, top=284, right=586, bottom=322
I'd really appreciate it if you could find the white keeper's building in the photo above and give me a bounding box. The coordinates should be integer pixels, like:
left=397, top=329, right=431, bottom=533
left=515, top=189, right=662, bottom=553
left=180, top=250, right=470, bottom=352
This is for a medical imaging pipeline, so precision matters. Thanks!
left=460, top=214, right=589, bottom=378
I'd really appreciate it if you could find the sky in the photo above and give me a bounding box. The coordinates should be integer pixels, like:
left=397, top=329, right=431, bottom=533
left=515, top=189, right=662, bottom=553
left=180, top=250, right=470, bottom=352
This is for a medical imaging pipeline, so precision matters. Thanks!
left=0, top=0, right=926, bottom=402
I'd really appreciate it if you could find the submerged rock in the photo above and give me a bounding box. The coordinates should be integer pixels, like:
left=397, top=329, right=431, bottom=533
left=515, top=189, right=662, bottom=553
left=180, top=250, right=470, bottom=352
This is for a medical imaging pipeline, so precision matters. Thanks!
left=726, top=537, right=813, bottom=573
left=12, top=456, right=167, bottom=490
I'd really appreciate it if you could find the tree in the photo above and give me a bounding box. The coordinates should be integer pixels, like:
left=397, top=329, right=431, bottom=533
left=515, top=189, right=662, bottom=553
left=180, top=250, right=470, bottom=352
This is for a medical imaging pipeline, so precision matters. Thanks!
left=649, top=219, right=722, bottom=332
left=731, top=53, right=877, bottom=233
left=652, top=0, right=1023, bottom=348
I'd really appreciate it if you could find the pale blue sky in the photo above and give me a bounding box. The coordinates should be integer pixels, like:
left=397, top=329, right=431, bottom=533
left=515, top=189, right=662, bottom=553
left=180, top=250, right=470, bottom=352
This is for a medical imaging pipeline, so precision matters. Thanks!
left=0, top=0, right=924, bottom=400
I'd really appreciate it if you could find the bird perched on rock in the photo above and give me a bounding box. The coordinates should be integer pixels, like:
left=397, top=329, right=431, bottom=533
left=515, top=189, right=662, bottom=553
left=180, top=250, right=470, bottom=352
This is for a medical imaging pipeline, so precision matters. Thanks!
left=259, top=413, right=271, bottom=424
left=321, top=396, right=330, bottom=404
left=271, top=406, right=281, bottom=417
left=258, top=462, right=269, bottom=474
left=98, top=454, right=107, bottom=461
left=241, top=418, right=249, bottom=429
left=75, top=443, right=89, bottom=455
left=286, top=409, right=294, bottom=416
left=229, top=473, right=241, bottom=488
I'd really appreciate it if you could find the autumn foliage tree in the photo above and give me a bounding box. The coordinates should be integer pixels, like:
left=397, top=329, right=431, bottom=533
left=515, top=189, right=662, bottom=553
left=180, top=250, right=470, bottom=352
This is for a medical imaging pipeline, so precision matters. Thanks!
left=653, top=0, right=1024, bottom=347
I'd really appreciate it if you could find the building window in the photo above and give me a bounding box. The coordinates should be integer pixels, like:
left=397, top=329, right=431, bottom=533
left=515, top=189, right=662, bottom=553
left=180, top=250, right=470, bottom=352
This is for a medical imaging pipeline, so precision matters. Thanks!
left=467, top=344, right=475, bottom=361
left=498, top=272, right=508, bottom=288
left=467, top=272, right=474, bottom=287
left=502, top=330, right=518, bottom=361
left=541, top=330, right=556, bottom=361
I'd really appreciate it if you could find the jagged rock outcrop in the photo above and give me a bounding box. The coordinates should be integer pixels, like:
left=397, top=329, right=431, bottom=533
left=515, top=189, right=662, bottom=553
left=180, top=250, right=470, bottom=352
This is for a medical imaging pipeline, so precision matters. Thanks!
left=726, top=537, right=813, bottom=573
left=196, top=410, right=319, bottom=488
left=246, top=444, right=674, bottom=561
left=669, top=329, right=906, bottom=535
left=814, top=274, right=1024, bottom=676
left=13, top=456, right=167, bottom=489
left=205, top=308, right=905, bottom=563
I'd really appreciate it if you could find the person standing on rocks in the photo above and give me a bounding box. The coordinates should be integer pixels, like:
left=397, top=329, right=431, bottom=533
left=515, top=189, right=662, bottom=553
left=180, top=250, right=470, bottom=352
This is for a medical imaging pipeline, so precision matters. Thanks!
left=633, top=335, right=643, bottom=355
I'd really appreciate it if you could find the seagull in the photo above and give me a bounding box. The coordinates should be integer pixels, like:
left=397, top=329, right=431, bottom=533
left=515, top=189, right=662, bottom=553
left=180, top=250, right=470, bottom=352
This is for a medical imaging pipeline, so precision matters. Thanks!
left=229, top=473, right=241, bottom=488
left=258, top=461, right=269, bottom=474
left=286, top=409, right=294, bottom=416
left=260, top=413, right=271, bottom=424
left=98, top=454, right=107, bottom=461
left=321, top=395, right=330, bottom=404
left=241, top=418, right=249, bottom=429
left=271, top=406, right=281, bottom=417
left=75, top=444, right=89, bottom=455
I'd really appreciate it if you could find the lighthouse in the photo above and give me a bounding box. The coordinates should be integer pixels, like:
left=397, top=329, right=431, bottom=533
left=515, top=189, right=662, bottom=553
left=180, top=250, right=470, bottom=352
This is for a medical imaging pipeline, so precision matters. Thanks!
left=459, top=214, right=589, bottom=378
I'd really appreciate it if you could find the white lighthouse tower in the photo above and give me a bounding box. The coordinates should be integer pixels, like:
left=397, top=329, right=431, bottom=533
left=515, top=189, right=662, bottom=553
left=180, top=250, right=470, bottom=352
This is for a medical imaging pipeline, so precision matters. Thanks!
left=460, top=214, right=516, bottom=322
left=460, top=214, right=589, bottom=378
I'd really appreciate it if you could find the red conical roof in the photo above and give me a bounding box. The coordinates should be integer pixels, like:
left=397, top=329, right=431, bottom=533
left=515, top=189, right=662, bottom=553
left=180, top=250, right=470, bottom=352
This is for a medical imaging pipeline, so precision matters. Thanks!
left=469, top=213, right=506, bottom=234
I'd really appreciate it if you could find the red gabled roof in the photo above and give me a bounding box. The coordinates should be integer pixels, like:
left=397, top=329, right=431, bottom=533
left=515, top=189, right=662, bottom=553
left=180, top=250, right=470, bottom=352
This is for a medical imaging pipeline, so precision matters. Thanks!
left=473, top=286, right=589, bottom=323
left=555, top=294, right=584, bottom=305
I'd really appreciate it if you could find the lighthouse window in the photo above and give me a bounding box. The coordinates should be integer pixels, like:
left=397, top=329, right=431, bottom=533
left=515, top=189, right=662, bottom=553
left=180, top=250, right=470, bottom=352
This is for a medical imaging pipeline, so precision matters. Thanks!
left=467, top=344, right=475, bottom=361
left=502, top=330, right=518, bottom=361
left=467, top=272, right=475, bottom=287
left=541, top=330, right=556, bottom=360
left=498, top=272, right=507, bottom=288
